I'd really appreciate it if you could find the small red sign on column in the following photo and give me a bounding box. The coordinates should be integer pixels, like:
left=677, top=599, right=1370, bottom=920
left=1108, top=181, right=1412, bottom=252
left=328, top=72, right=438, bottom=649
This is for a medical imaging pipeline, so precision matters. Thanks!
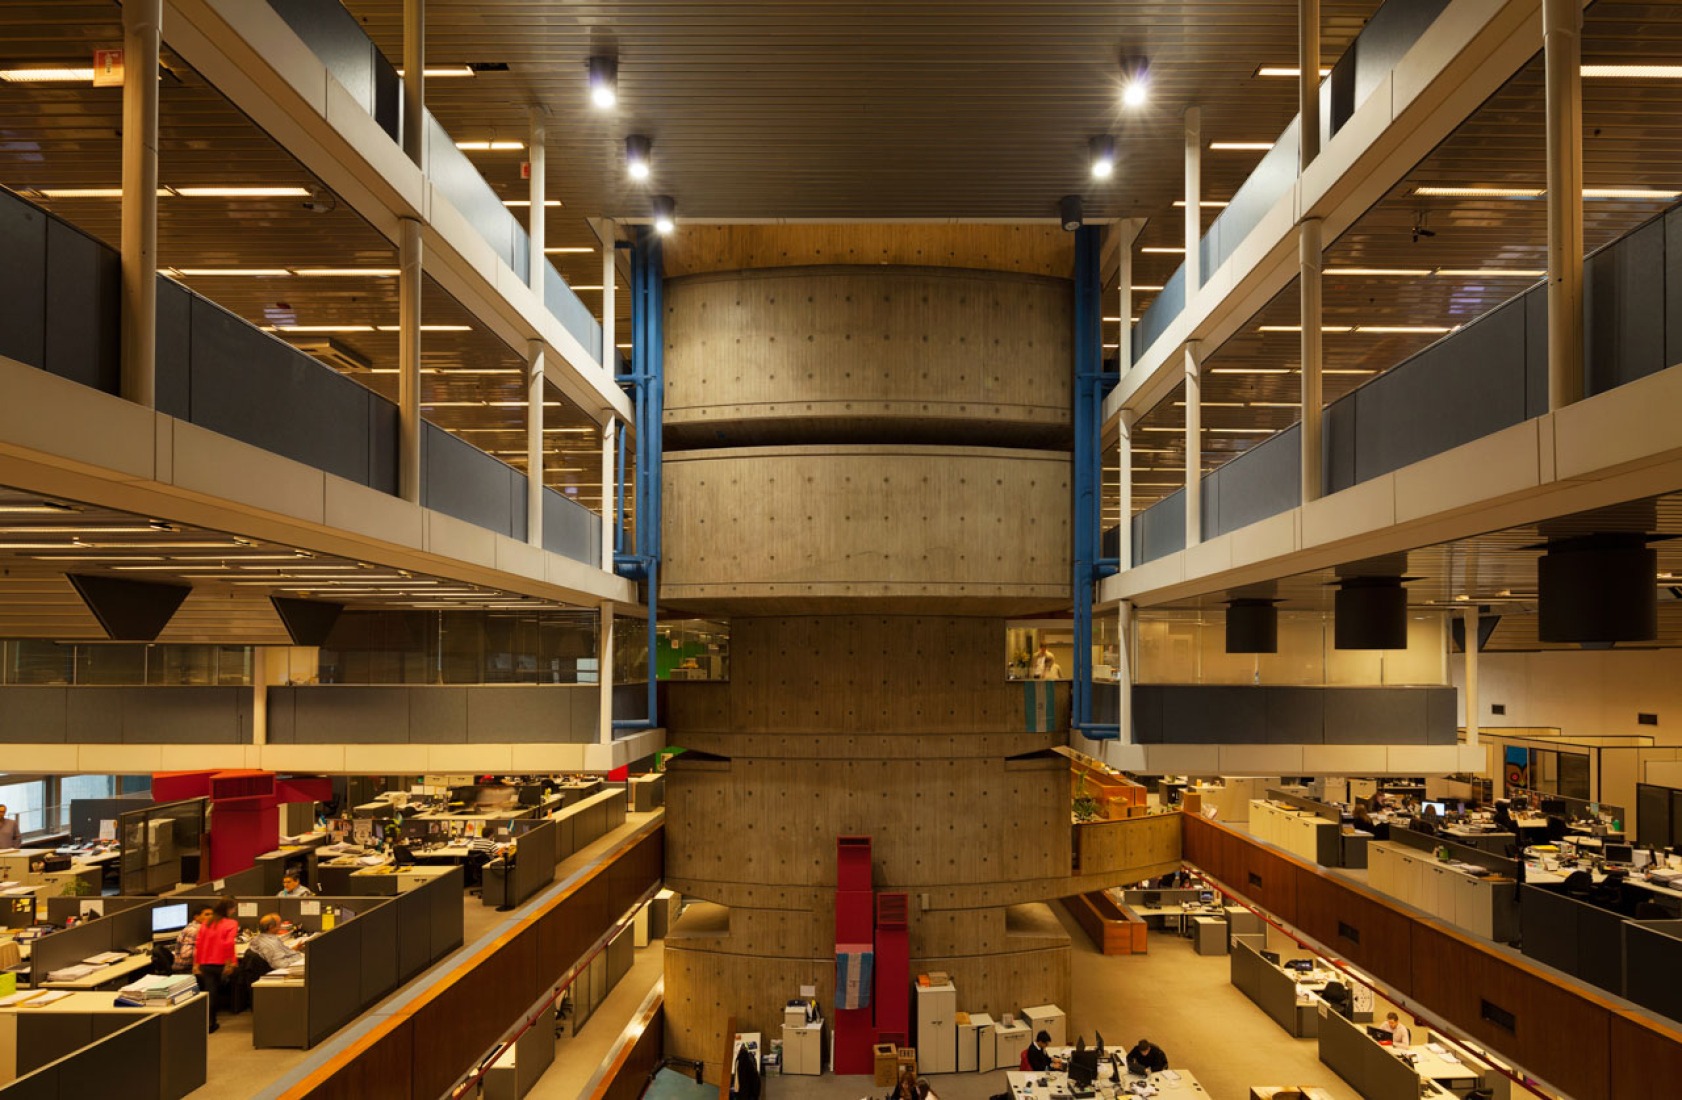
left=93, top=48, right=124, bottom=87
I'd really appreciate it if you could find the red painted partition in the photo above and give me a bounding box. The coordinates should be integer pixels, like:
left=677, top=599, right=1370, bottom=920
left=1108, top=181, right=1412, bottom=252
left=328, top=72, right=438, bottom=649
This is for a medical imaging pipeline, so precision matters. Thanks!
left=834, top=836, right=875, bottom=1074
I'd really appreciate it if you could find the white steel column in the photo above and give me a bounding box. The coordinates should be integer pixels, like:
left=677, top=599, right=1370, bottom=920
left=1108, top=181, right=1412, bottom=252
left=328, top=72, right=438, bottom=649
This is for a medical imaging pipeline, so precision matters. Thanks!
left=1183, top=342, right=1201, bottom=548
left=1462, top=609, right=1481, bottom=748
left=601, top=221, right=617, bottom=368
left=1184, top=107, right=1201, bottom=296
left=598, top=601, right=616, bottom=745
left=525, top=109, right=546, bottom=547
left=120, top=0, right=161, bottom=408
left=401, top=0, right=424, bottom=163
left=1544, top=0, right=1585, bottom=410
left=1116, top=225, right=1134, bottom=375
left=601, top=417, right=618, bottom=568
left=1116, top=599, right=1135, bottom=746
left=1117, top=409, right=1134, bottom=572
left=1300, top=216, right=1324, bottom=503
left=526, top=340, right=545, bottom=547
left=398, top=218, right=423, bottom=503
left=1299, top=0, right=1321, bottom=168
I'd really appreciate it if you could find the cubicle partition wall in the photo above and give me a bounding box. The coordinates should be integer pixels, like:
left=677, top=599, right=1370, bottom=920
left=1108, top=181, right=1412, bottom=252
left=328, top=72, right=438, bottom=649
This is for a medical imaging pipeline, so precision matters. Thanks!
left=553, top=787, right=628, bottom=860
left=1622, top=920, right=1682, bottom=1024
left=27, top=903, right=157, bottom=987
left=1230, top=938, right=1318, bottom=1037
left=1637, top=782, right=1682, bottom=849
left=1316, top=1006, right=1428, bottom=1100
left=1182, top=814, right=1682, bottom=1100
left=67, top=797, right=152, bottom=842
left=492, top=819, right=559, bottom=909
left=1386, top=826, right=1517, bottom=877
left=0, top=1015, right=167, bottom=1100
left=118, top=799, right=207, bottom=895
left=42, top=895, right=150, bottom=926
left=1519, top=885, right=1630, bottom=996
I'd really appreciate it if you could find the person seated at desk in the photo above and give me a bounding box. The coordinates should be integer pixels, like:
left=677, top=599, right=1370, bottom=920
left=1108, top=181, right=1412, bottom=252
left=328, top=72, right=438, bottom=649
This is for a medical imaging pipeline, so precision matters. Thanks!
left=247, top=913, right=305, bottom=972
left=1126, top=1038, right=1168, bottom=1075
left=1380, top=1012, right=1412, bottom=1047
left=277, top=872, right=313, bottom=898
left=1024, top=1030, right=1064, bottom=1072
left=172, top=906, right=214, bottom=973
left=0, top=804, right=19, bottom=850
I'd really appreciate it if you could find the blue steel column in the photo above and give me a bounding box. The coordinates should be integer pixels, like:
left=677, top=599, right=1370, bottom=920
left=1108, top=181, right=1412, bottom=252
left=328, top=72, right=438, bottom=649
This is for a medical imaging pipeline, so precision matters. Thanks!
left=1072, top=225, right=1120, bottom=739
left=612, top=226, right=662, bottom=731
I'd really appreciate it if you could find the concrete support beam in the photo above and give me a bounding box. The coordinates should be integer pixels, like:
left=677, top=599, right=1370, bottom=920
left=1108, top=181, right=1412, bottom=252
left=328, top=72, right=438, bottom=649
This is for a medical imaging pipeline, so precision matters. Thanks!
left=1117, top=410, right=1134, bottom=572
left=601, top=220, right=618, bottom=366
left=1462, top=607, right=1480, bottom=747
left=598, top=601, right=616, bottom=746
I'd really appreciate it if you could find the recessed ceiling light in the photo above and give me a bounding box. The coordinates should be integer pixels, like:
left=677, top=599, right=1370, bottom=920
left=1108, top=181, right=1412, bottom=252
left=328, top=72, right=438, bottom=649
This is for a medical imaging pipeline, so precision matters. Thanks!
left=0, top=503, right=75, bottom=514
left=625, top=134, right=652, bottom=181
left=1090, top=135, right=1117, bottom=180
left=1258, top=324, right=1355, bottom=333
left=1584, top=188, right=1682, bottom=200
left=1131, top=285, right=1165, bottom=292
left=0, top=67, right=96, bottom=83
left=1211, top=367, right=1292, bottom=375
left=174, top=187, right=311, bottom=198
left=503, top=199, right=564, bottom=207
left=1357, top=325, right=1452, bottom=334
left=545, top=246, right=595, bottom=254
left=1255, top=66, right=1332, bottom=78
left=35, top=188, right=169, bottom=199
left=652, top=194, right=676, bottom=235
left=1210, top=142, right=1275, bottom=151
left=1172, top=200, right=1229, bottom=208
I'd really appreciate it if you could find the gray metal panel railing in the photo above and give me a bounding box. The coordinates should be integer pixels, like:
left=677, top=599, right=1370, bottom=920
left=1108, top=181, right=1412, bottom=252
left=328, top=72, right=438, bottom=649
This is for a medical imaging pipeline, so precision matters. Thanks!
left=1130, top=199, right=1682, bottom=565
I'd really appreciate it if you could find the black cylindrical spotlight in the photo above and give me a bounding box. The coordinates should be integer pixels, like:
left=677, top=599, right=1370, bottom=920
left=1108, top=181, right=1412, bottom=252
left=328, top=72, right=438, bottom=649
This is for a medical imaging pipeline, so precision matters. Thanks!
left=651, top=194, right=676, bottom=235
left=625, top=134, right=652, bottom=181
left=1226, top=599, right=1279, bottom=654
left=587, top=56, right=618, bottom=109
left=1538, top=534, right=1658, bottom=644
left=1334, top=577, right=1407, bottom=650
left=1060, top=194, right=1084, bottom=232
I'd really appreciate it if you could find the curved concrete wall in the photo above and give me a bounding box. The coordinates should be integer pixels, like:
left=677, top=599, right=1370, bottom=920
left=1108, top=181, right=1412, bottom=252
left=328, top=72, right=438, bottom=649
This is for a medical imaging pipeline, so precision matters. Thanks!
left=663, top=266, right=1072, bottom=446
left=661, top=445, right=1070, bottom=614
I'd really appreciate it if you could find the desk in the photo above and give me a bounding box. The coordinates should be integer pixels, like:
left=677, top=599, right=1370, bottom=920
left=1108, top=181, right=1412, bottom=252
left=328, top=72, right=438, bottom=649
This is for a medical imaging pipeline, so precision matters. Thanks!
left=40, top=952, right=152, bottom=990
left=1007, top=1066, right=1207, bottom=1099
left=1400, top=1043, right=1482, bottom=1087
left=1367, top=842, right=1517, bottom=941
left=348, top=863, right=456, bottom=895
left=0, top=989, right=207, bottom=1098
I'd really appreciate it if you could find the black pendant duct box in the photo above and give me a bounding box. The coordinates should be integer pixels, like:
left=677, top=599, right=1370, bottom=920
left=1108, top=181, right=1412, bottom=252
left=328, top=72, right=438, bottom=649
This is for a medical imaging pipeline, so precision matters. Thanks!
left=1226, top=599, right=1278, bottom=653
left=1538, top=536, right=1657, bottom=644
left=1334, top=577, right=1407, bottom=650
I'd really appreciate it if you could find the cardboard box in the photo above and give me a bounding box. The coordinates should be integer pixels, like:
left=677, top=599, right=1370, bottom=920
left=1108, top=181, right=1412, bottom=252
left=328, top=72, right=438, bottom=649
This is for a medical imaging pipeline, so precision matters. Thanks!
left=874, top=1044, right=899, bottom=1087
left=896, top=1047, right=918, bottom=1078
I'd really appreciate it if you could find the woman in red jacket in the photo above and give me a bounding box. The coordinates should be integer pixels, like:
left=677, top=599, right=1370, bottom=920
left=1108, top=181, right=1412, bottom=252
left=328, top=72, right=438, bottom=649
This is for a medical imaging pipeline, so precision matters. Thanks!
left=193, top=896, right=239, bottom=1033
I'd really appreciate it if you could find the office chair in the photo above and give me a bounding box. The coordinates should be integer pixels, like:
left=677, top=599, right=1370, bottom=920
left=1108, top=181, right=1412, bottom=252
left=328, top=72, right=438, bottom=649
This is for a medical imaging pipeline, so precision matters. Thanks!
left=1561, top=870, right=1594, bottom=898
left=1545, top=815, right=1569, bottom=843
left=1321, top=982, right=1352, bottom=1020
left=1634, top=900, right=1672, bottom=921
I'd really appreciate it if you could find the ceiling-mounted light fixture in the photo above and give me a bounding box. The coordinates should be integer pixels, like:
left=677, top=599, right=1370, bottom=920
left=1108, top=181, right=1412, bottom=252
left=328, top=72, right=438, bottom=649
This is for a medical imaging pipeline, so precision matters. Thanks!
left=651, top=194, right=676, bottom=234
left=588, top=56, right=618, bottom=109
left=625, top=134, right=652, bottom=181
left=1120, top=58, right=1150, bottom=107
left=1089, top=135, right=1117, bottom=180
left=1059, top=194, right=1084, bottom=232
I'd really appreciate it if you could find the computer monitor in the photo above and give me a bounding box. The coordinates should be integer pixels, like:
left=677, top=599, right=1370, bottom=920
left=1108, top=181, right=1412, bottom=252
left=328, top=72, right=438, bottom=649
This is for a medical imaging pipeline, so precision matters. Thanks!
left=1068, top=1048, right=1100, bottom=1087
left=1198, top=890, right=1214, bottom=904
left=1422, top=801, right=1446, bottom=816
left=1606, top=842, right=1634, bottom=864
left=1095, top=1030, right=1104, bottom=1056
left=1541, top=798, right=1568, bottom=816
left=151, top=902, right=189, bottom=935
left=1368, top=1025, right=1394, bottom=1042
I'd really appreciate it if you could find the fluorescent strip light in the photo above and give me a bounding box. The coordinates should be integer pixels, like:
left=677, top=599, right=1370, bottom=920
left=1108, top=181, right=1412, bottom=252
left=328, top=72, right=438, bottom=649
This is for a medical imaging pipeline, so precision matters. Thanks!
left=1209, top=427, right=1278, bottom=434
left=371, top=324, right=472, bottom=332
left=1172, top=200, right=1230, bottom=208
left=1211, top=367, right=1291, bottom=375
left=1414, top=185, right=1681, bottom=200
left=1256, top=66, right=1332, bottom=78
left=0, top=526, right=155, bottom=535
left=1584, top=188, right=1681, bottom=199
left=455, top=140, right=525, bottom=151
left=546, top=246, right=596, bottom=254
left=1132, top=285, right=1164, bottom=292
left=173, top=187, right=311, bottom=198
left=1325, top=368, right=1376, bottom=375
left=1325, top=267, right=1432, bottom=277
left=1249, top=401, right=1301, bottom=408
left=503, top=199, right=564, bottom=207
left=174, top=268, right=292, bottom=277
left=272, top=325, right=375, bottom=333
left=0, top=67, right=96, bottom=83
left=36, top=188, right=168, bottom=199
left=395, top=67, right=475, bottom=78
left=292, top=268, right=401, bottom=277
left=1435, top=268, right=1544, bottom=278
left=1357, top=325, right=1452, bottom=334
left=1174, top=401, right=1244, bottom=408
left=1582, top=64, right=1682, bottom=79
left=170, top=554, right=309, bottom=562
left=1210, top=142, right=1275, bottom=151
left=1258, top=324, right=1354, bottom=333
left=28, top=554, right=165, bottom=561
left=0, top=504, right=74, bottom=514
left=0, top=542, right=82, bottom=549
left=1140, top=246, right=1185, bottom=254
left=90, top=541, right=247, bottom=549
left=110, top=564, right=224, bottom=571
left=568, top=285, right=605, bottom=291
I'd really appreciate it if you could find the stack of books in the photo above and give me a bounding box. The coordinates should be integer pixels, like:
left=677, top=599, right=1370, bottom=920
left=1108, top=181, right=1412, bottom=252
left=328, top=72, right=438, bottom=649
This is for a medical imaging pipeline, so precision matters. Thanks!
left=114, top=974, right=199, bottom=1007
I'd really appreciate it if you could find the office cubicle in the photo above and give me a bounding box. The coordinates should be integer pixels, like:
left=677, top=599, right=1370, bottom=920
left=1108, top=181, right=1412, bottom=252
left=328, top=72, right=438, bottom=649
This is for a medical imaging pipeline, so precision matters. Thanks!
left=66, top=796, right=152, bottom=843
left=0, top=995, right=205, bottom=1100
left=0, top=1015, right=163, bottom=1100
left=1230, top=937, right=1319, bottom=1037
left=490, top=819, right=559, bottom=909
left=1637, top=782, right=1682, bottom=849
left=1317, top=1006, right=1438, bottom=1100
left=27, top=903, right=157, bottom=987
left=118, top=798, right=207, bottom=895
left=42, top=895, right=150, bottom=926
left=1521, top=886, right=1682, bottom=1024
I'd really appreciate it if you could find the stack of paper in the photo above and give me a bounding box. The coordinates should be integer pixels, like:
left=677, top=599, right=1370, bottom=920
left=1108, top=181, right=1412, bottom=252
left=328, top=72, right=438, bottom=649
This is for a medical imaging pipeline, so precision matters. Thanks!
left=84, top=951, right=127, bottom=966
left=46, top=963, right=98, bottom=982
left=114, top=974, right=198, bottom=1007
